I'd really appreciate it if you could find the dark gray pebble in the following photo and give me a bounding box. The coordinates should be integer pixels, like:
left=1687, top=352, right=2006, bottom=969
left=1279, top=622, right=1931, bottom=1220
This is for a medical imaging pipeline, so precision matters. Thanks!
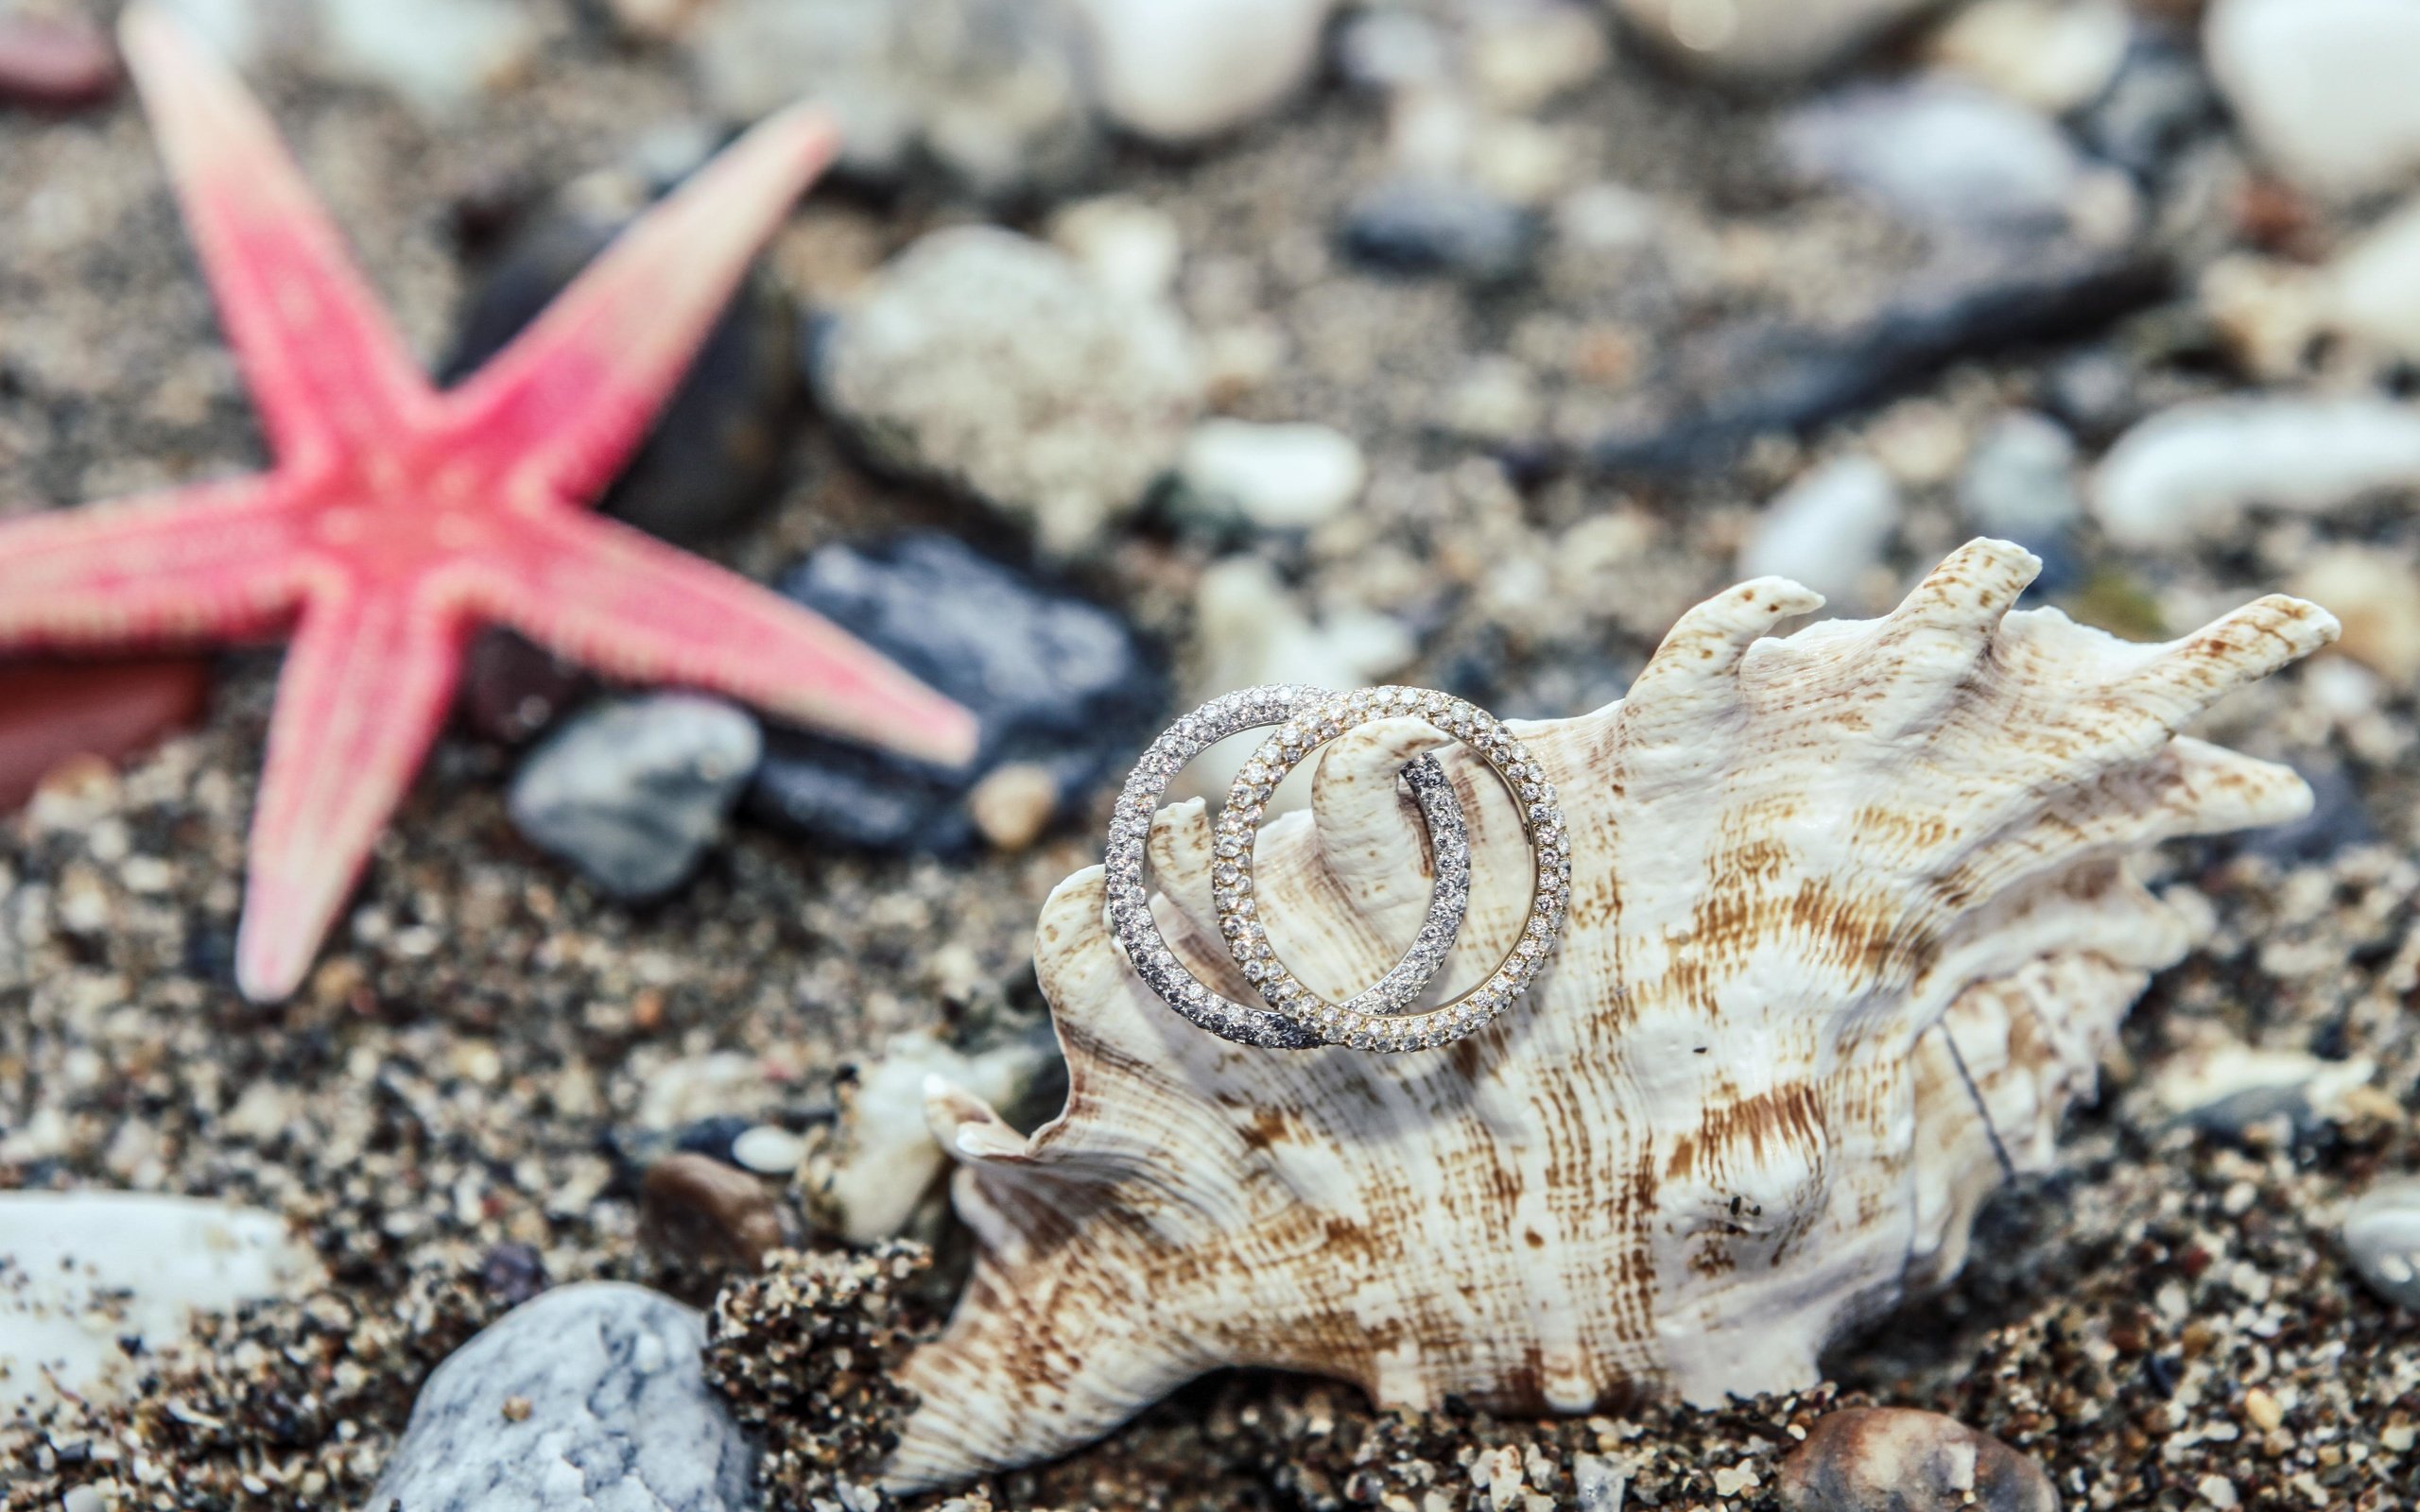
left=1341, top=178, right=1538, bottom=285
left=2082, top=37, right=2219, bottom=181
left=748, top=534, right=1165, bottom=852
left=508, top=694, right=762, bottom=901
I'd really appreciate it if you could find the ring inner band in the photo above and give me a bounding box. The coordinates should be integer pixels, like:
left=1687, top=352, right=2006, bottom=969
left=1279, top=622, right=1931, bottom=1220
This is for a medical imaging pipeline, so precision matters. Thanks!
left=1105, top=685, right=1475, bottom=1051
left=1214, top=686, right=1570, bottom=1053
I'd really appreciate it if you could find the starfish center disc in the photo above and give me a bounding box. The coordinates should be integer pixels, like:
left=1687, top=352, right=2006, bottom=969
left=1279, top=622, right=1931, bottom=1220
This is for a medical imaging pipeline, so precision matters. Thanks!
left=303, top=453, right=505, bottom=567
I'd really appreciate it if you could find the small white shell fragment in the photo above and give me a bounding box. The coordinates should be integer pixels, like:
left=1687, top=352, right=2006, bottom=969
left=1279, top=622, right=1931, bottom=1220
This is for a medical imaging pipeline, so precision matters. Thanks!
left=867, top=539, right=2336, bottom=1490
left=2148, top=1038, right=2377, bottom=1131
left=1927, top=0, right=2129, bottom=115
left=1046, top=196, right=1184, bottom=303
left=1, top=1192, right=324, bottom=1418
left=803, top=1031, right=1056, bottom=1245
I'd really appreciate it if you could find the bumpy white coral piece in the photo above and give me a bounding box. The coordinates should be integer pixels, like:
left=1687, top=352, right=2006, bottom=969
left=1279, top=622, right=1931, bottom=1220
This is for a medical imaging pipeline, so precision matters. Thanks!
left=884, top=540, right=2337, bottom=1489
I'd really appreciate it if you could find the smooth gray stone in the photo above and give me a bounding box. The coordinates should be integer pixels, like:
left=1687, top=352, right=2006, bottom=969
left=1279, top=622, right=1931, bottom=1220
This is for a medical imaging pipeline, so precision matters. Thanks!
left=367, top=1282, right=755, bottom=1512
left=509, top=695, right=762, bottom=901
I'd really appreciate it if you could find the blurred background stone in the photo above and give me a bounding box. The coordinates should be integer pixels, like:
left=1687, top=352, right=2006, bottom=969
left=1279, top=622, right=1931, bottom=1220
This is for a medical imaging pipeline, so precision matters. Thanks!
left=509, top=694, right=762, bottom=900
left=749, top=534, right=1164, bottom=852
left=809, top=227, right=1202, bottom=559
left=444, top=210, right=797, bottom=547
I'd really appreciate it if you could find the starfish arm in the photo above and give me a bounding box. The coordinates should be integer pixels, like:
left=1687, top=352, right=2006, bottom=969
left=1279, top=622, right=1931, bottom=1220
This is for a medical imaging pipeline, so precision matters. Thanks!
left=440, top=105, right=840, bottom=505
left=234, top=580, right=469, bottom=1002
left=478, top=509, right=979, bottom=766
left=118, top=5, right=435, bottom=468
left=0, top=475, right=308, bottom=649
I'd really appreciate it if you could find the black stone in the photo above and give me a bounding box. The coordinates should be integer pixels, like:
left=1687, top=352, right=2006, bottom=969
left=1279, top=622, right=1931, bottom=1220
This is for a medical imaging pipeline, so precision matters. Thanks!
left=748, top=533, right=1167, bottom=852
left=441, top=210, right=796, bottom=545
left=672, top=1114, right=757, bottom=1166
left=1583, top=245, right=2170, bottom=477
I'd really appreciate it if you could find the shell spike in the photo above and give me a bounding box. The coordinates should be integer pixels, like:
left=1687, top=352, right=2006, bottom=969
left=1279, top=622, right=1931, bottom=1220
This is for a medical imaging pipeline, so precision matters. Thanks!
left=925, top=1075, right=1033, bottom=1165
left=1885, top=537, right=2041, bottom=643
left=2129, top=593, right=2340, bottom=729
left=1861, top=538, right=2041, bottom=739
left=2135, top=737, right=2314, bottom=838
left=1140, top=797, right=1227, bottom=951
left=1615, top=576, right=1823, bottom=768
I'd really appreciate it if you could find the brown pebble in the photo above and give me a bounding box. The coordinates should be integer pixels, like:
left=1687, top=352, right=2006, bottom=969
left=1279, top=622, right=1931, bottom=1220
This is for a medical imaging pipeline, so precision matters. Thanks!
left=501, top=1395, right=532, bottom=1422
left=0, top=656, right=211, bottom=813
left=2232, top=176, right=2321, bottom=260
left=967, top=762, right=1061, bottom=852
left=640, top=1152, right=786, bottom=1270
left=1779, top=1407, right=2058, bottom=1512
left=0, top=14, right=119, bottom=110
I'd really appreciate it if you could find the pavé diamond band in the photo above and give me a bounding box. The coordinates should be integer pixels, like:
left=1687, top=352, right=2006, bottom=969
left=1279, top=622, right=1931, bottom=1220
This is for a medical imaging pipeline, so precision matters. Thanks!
left=1106, top=684, right=1565, bottom=1052
left=1105, top=685, right=1470, bottom=1050
left=1215, top=686, right=1567, bottom=1051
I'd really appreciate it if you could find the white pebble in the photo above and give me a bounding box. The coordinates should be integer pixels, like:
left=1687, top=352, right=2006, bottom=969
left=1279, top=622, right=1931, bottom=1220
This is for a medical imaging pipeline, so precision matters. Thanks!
left=1779, top=76, right=2097, bottom=233
left=1048, top=196, right=1184, bottom=303
left=1959, top=411, right=2081, bottom=540
left=1738, top=456, right=1901, bottom=608
left=2092, top=397, right=2420, bottom=547
left=2206, top=0, right=2420, bottom=199
left=1072, top=0, right=1333, bottom=144
left=731, top=1124, right=809, bottom=1176
left=1469, top=4, right=1612, bottom=114
left=1612, top=0, right=1942, bottom=83
left=1927, top=0, right=2130, bottom=115
left=2326, top=197, right=2420, bottom=364
left=1179, top=420, right=1368, bottom=531
left=2343, top=1179, right=2420, bottom=1309
left=317, top=0, right=537, bottom=117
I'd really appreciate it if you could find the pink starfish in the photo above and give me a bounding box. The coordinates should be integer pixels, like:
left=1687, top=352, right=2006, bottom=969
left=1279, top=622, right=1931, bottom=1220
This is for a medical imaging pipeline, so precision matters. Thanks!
left=0, top=7, right=977, bottom=1002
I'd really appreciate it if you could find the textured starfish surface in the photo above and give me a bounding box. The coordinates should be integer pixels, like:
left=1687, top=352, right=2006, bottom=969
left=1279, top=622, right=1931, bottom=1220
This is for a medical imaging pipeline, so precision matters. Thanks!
left=0, top=7, right=978, bottom=1002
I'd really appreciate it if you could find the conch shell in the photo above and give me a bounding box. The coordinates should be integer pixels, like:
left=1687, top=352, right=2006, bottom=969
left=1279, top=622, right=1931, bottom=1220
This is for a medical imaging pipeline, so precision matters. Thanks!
left=883, top=540, right=2335, bottom=1490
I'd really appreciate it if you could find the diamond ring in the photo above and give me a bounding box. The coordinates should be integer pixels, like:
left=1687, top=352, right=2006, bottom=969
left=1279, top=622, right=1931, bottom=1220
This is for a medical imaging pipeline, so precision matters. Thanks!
left=1212, top=686, right=1567, bottom=1051
left=1104, top=685, right=1471, bottom=1050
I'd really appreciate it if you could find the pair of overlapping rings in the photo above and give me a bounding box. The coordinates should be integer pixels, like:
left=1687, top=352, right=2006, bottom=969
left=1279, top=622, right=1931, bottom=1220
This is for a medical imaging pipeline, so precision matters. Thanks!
left=1103, top=684, right=1570, bottom=1053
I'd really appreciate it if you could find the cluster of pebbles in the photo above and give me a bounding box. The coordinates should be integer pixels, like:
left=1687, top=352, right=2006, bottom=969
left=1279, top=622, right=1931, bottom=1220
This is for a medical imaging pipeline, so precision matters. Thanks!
left=6, top=0, right=2420, bottom=1507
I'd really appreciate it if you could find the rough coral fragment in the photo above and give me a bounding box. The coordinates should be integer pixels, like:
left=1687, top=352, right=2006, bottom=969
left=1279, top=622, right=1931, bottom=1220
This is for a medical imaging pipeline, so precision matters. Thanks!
left=0, top=6, right=977, bottom=1001
left=873, top=539, right=2335, bottom=1490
